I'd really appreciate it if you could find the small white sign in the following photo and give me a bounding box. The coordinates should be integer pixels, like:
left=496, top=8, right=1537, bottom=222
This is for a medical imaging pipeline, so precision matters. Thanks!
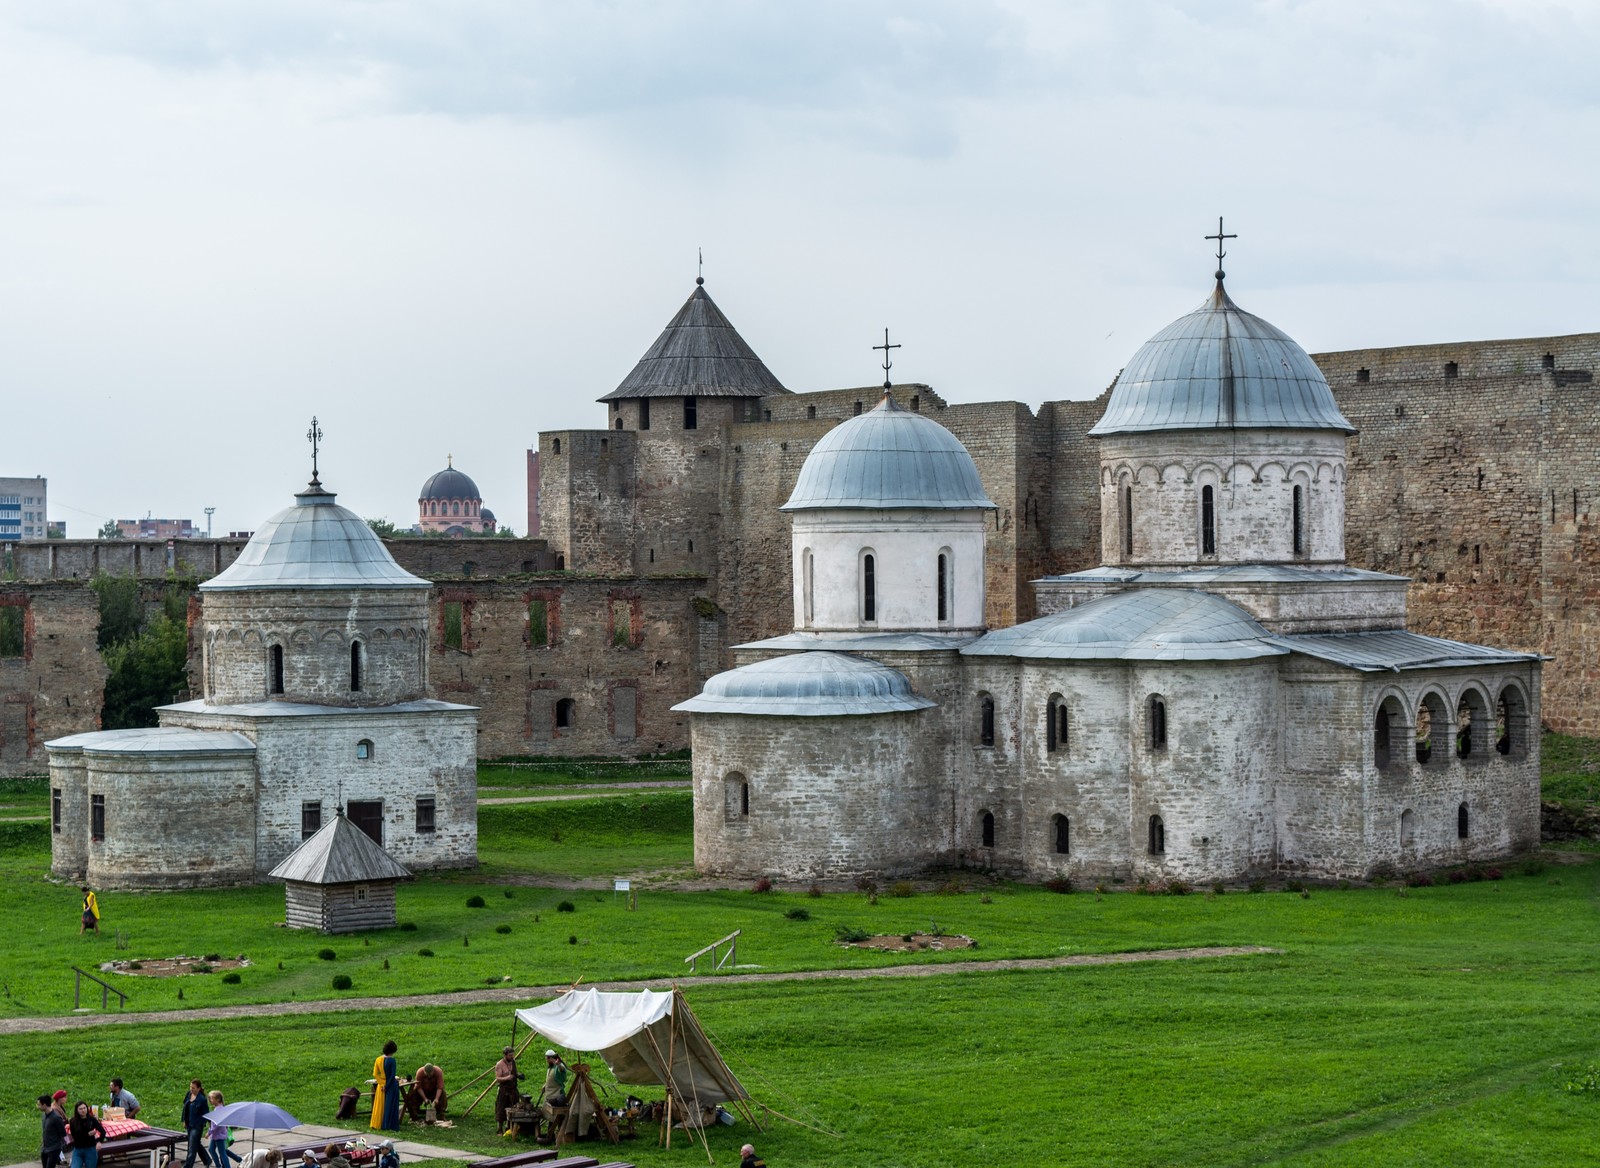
left=614, top=879, right=631, bottom=892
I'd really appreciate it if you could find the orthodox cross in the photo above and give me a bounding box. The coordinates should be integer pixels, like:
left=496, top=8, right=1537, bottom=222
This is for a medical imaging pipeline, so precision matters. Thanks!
left=873, top=328, right=901, bottom=392
left=307, top=416, right=324, bottom=485
left=1205, top=216, right=1236, bottom=281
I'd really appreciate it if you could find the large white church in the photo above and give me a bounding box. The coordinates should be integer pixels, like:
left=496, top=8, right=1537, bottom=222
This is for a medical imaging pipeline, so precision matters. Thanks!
left=676, top=271, right=1543, bottom=883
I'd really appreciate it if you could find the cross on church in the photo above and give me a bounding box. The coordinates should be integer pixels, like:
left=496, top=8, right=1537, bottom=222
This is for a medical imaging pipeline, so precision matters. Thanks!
left=874, top=328, right=901, bottom=392
left=1206, top=216, right=1237, bottom=281
left=307, top=416, right=324, bottom=486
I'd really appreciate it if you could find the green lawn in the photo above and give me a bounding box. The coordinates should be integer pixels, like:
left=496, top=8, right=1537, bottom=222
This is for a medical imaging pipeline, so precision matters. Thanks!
left=1541, top=730, right=1600, bottom=805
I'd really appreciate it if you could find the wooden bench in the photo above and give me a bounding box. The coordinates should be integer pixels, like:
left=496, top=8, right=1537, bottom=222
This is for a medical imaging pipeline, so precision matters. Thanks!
left=98, top=1127, right=184, bottom=1168
left=466, top=1150, right=563, bottom=1168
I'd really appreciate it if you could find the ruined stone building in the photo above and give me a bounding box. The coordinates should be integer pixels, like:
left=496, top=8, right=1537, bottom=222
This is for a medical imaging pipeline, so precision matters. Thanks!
left=673, top=276, right=1541, bottom=881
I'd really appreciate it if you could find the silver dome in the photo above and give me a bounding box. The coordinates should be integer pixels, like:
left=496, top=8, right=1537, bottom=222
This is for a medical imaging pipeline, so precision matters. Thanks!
left=781, top=393, right=996, bottom=511
left=1089, top=282, right=1355, bottom=437
left=202, top=485, right=432, bottom=592
left=672, top=651, right=937, bottom=716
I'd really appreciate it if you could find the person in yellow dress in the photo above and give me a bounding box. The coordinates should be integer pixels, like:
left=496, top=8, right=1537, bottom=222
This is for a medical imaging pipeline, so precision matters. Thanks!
left=369, top=1041, right=399, bottom=1131
left=79, top=888, right=100, bottom=935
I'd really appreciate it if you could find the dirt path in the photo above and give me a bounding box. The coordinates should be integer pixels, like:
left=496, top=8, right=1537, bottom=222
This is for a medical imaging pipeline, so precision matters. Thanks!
left=0, top=946, right=1277, bottom=1035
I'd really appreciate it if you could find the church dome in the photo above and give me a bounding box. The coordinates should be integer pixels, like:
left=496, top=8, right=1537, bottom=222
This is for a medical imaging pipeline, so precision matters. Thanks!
left=781, top=393, right=996, bottom=511
left=420, top=466, right=480, bottom=501
left=1088, top=281, right=1355, bottom=437
left=202, top=484, right=431, bottom=592
left=672, top=651, right=937, bottom=716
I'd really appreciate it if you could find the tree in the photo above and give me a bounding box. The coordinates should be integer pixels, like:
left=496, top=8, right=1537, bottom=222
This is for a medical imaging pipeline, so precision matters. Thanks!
left=100, top=613, right=189, bottom=729
left=98, top=520, right=122, bottom=540
left=366, top=517, right=401, bottom=537
left=493, top=526, right=518, bottom=538
left=89, top=574, right=143, bottom=650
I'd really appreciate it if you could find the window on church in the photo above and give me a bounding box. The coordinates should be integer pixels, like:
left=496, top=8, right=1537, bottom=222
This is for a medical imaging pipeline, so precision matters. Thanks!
left=639, top=399, right=651, bottom=430
left=936, top=552, right=949, bottom=623
left=443, top=602, right=464, bottom=651
left=416, top=795, right=436, bottom=834
left=91, top=794, right=105, bottom=842
left=979, top=694, right=995, bottom=747
left=1374, top=698, right=1402, bottom=771
left=1457, top=802, right=1469, bottom=840
left=724, top=773, right=749, bottom=823
left=1052, top=813, right=1069, bottom=855
left=1456, top=689, right=1488, bottom=759
left=683, top=396, right=698, bottom=430
left=1046, top=694, right=1068, bottom=754
left=356, top=739, right=373, bottom=761
left=269, top=644, right=285, bottom=695
left=555, top=697, right=575, bottom=731
left=301, top=800, right=322, bottom=840
left=1121, top=485, right=1134, bottom=559
left=802, top=550, right=814, bottom=626
left=52, top=787, right=61, bottom=834
left=1201, top=485, right=1215, bottom=556
left=980, top=810, right=995, bottom=849
left=1147, top=695, right=1167, bottom=751
left=1293, top=486, right=1306, bottom=558
left=1400, top=808, right=1415, bottom=847
left=1148, top=814, right=1164, bottom=855
left=862, top=553, right=876, bottom=623
left=350, top=641, right=363, bottom=692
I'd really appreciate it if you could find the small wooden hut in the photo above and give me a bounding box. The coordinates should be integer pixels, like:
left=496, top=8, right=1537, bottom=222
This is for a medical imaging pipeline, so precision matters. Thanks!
left=269, top=812, right=412, bottom=933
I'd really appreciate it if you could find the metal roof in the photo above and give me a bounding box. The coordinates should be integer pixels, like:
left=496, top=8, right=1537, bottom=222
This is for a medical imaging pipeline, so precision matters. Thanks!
left=268, top=812, right=412, bottom=885
left=1038, top=564, right=1410, bottom=586
left=419, top=466, right=480, bottom=501
left=781, top=393, right=997, bottom=511
left=599, top=282, right=788, bottom=402
left=672, top=651, right=937, bottom=716
left=963, top=589, right=1287, bottom=661
left=159, top=698, right=477, bottom=717
left=1088, top=281, right=1356, bottom=437
left=45, top=727, right=257, bottom=755
left=201, top=484, right=432, bottom=592
left=1268, top=630, right=1543, bottom=671
left=738, top=631, right=980, bottom=652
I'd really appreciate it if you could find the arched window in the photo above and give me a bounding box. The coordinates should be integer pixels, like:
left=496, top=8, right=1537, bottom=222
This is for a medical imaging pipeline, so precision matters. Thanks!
left=1121, top=484, right=1134, bottom=558
left=1457, top=689, right=1488, bottom=759
left=1052, top=813, right=1069, bottom=855
left=802, top=549, right=814, bottom=626
left=980, top=810, right=995, bottom=848
left=1457, top=802, right=1470, bottom=839
left=1148, top=814, right=1165, bottom=855
left=1496, top=685, right=1527, bottom=757
left=350, top=641, right=363, bottom=692
left=614, top=418, right=622, bottom=430
left=1292, top=485, right=1305, bottom=558
left=269, top=644, right=284, bottom=695
left=555, top=697, right=575, bottom=730
left=1416, top=693, right=1447, bottom=764
left=978, top=694, right=995, bottom=747
left=1400, top=809, right=1416, bottom=847
left=356, top=739, right=373, bottom=761
left=861, top=553, right=877, bottom=623
left=1200, top=485, right=1216, bottom=556
left=1046, top=694, right=1068, bottom=754
left=552, top=438, right=561, bottom=454
left=936, top=552, right=949, bottom=623
left=1374, top=696, right=1404, bottom=771
left=1147, top=695, right=1167, bottom=751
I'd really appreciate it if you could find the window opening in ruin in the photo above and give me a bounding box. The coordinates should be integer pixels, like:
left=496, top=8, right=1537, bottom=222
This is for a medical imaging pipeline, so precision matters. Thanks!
left=862, top=553, right=877, bottom=623
left=600, top=437, right=609, bottom=451
left=611, top=599, right=635, bottom=647
left=0, top=605, right=22, bottom=658
left=1148, top=695, right=1167, bottom=751
left=348, top=800, right=384, bottom=846
left=979, top=694, right=995, bottom=747
left=1457, top=690, right=1487, bottom=759
left=1544, top=353, right=1556, bottom=371
left=1121, top=485, right=1134, bottom=559
left=981, top=810, right=995, bottom=848
left=1148, top=814, right=1165, bottom=855
left=555, top=697, right=575, bottom=730
left=1292, top=486, right=1305, bottom=558
left=639, top=400, right=651, bottom=430
left=911, top=395, right=921, bottom=411
left=1496, top=686, right=1525, bottom=756
left=350, top=641, right=363, bottom=692
left=51, top=787, right=61, bottom=834
left=356, top=739, right=373, bottom=761
left=529, top=598, right=549, bottom=647
left=1356, top=368, right=1370, bottom=383
left=649, top=548, right=654, bottom=564
left=683, top=396, right=698, bottom=430
left=936, top=553, right=949, bottom=622
left=91, top=794, right=105, bottom=842
left=1400, top=808, right=1415, bottom=847
left=301, top=800, right=322, bottom=840
left=1476, top=468, right=1484, bottom=490
left=1201, top=485, right=1216, bottom=556
left=1474, top=544, right=1481, bottom=564
left=552, top=439, right=561, bottom=453
left=724, top=773, right=749, bottom=823
left=1444, top=361, right=1458, bottom=379
left=854, top=401, right=863, bottom=416
left=1052, top=813, right=1069, bottom=855
left=806, top=405, right=816, bottom=419
left=443, top=602, right=464, bottom=651
left=269, top=644, right=285, bottom=694
left=1575, top=490, right=1580, bottom=521
left=416, top=795, right=436, bottom=833
left=1457, top=802, right=1469, bottom=840
left=1396, top=405, right=1405, bottom=418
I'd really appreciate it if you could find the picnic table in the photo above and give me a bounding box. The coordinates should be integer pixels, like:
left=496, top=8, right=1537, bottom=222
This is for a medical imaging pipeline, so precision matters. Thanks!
left=96, top=1125, right=184, bottom=1168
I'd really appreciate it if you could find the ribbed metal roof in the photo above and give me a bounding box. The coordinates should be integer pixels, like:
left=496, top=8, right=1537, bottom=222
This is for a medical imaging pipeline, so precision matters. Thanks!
left=419, top=466, right=480, bottom=501
left=268, top=812, right=412, bottom=885
left=1089, top=281, right=1356, bottom=437
left=963, top=589, right=1286, bottom=661
left=781, top=393, right=996, bottom=511
left=739, top=631, right=980, bottom=652
left=1268, top=630, right=1543, bottom=671
left=159, top=698, right=476, bottom=717
left=202, top=484, right=432, bottom=592
left=45, top=727, right=257, bottom=755
left=599, top=281, right=788, bottom=402
left=1038, top=564, right=1409, bottom=586
left=672, top=651, right=937, bottom=716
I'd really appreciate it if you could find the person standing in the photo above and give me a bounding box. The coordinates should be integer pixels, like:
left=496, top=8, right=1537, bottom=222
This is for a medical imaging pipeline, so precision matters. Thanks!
left=205, top=1092, right=241, bottom=1168
left=180, top=1080, right=213, bottom=1168
left=39, top=1095, right=66, bottom=1168
left=66, top=1102, right=107, bottom=1168
left=538, top=1051, right=567, bottom=1107
left=492, top=1046, right=522, bottom=1133
left=79, top=888, right=100, bottom=936
left=107, top=1080, right=140, bottom=1119
left=369, top=1040, right=400, bottom=1132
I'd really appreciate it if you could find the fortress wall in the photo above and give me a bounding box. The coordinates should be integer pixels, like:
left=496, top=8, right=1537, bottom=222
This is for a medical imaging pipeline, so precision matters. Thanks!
left=0, top=582, right=106, bottom=773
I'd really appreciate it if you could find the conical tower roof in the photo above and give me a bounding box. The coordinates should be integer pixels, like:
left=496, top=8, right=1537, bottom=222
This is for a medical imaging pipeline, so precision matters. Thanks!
left=599, top=281, right=788, bottom=402
left=268, top=812, right=412, bottom=884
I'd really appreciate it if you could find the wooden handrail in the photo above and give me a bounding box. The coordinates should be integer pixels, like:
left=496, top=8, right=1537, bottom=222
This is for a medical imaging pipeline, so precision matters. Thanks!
left=683, top=930, right=740, bottom=974
left=72, top=966, right=128, bottom=1011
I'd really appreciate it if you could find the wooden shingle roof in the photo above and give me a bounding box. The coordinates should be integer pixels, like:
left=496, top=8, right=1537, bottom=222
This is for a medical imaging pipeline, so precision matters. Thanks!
left=599, top=282, right=789, bottom=402
left=268, top=813, right=412, bottom=885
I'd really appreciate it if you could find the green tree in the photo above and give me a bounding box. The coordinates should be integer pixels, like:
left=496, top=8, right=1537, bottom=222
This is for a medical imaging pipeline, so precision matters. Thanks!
left=46, top=526, right=65, bottom=540
left=97, top=520, right=122, bottom=540
left=494, top=526, right=518, bottom=538
left=89, top=574, right=143, bottom=650
left=366, top=517, right=401, bottom=537
left=100, top=613, right=189, bottom=729
left=0, top=607, right=22, bottom=657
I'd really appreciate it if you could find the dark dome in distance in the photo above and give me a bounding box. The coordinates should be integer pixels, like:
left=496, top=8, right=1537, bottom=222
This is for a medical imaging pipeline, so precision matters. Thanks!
left=420, top=467, right=481, bottom=501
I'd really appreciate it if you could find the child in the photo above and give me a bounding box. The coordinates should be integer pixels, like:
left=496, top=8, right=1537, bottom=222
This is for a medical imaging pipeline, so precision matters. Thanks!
left=206, top=1093, right=242, bottom=1168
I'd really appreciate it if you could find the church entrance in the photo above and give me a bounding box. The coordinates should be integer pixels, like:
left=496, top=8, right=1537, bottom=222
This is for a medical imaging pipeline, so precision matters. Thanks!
left=347, top=799, right=384, bottom=846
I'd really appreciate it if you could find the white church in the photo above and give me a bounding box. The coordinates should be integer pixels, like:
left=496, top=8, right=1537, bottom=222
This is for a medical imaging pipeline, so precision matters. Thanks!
left=676, top=271, right=1543, bottom=883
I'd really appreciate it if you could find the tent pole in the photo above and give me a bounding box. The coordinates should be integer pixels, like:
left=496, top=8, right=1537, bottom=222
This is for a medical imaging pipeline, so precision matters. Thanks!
left=672, top=989, right=715, bottom=1167
left=755, top=1104, right=842, bottom=1138
left=679, top=988, right=761, bottom=1130
left=462, top=1030, right=541, bottom=1119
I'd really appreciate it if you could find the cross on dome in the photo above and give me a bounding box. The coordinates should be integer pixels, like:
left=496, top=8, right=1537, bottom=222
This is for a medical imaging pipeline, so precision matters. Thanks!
left=1206, top=217, right=1237, bottom=283
left=873, top=328, right=901, bottom=393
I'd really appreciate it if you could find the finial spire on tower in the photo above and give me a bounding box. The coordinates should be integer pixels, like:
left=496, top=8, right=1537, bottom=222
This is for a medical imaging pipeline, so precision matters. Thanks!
left=306, top=416, right=324, bottom=488
left=873, top=328, right=901, bottom=394
left=696, top=247, right=704, bottom=286
left=1205, top=216, right=1237, bottom=283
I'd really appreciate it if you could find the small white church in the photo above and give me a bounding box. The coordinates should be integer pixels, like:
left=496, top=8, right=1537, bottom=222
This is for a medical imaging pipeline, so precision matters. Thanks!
left=676, top=270, right=1543, bottom=883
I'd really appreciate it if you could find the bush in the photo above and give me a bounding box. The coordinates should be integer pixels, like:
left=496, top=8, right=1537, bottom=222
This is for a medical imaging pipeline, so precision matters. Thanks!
left=381, top=959, right=389, bottom=969
left=937, top=879, right=965, bottom=896
left=889, top=881, right=916, bottom=898
left=466, top=895, right=487, bottom=908
left=1285, top=880, right=1306, bottom=893
left=399, top=922, right=418, bottom=932
left=855, top=877, right=878, bottom=896
left=331, top=974, right=353, bottom=990
left=220, top=972, right=241, bottom=985
left=495, top=924, right=512, bottom=934
left=835, top=926, right=871, bottom=944
left=556, top=900, right=576, bottom=913
left=979, top=894, right=993, bottom=904
left=1564, top=1063, right=1600, bottom=1095
left=317, top=948, right=336, bottom=961
left=750, top=877, right=774, bottom=894
left=1166, top=879, right=1192, bottom=896
left=808, top=884, right=824, bottom=898
left=204, top=953, right=221, bottom=962
left=784, top=908, right=811, bottom=921
left=567, top=935, right=578, bottom=945
left=128, top=961, right=143, bottom=971
left=1042, top=876, right=1073, bottom=895
left=189, top=962, right=213, bottom=974
left=504, top=889, right=515, bottom=898
left=417, top=948, right=435, bottom=957
left=1211, top=882, right=1226, bottom=895
left=1248, top=880, right=1266, bottom=894
left=1405, top=871, right=1434, bottom=888
left=1448, top=869, right=1469, bottom=884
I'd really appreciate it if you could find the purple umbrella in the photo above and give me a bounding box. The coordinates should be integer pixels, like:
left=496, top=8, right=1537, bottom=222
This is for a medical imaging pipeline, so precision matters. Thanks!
left=204, top=1102, right=301, bottom=1159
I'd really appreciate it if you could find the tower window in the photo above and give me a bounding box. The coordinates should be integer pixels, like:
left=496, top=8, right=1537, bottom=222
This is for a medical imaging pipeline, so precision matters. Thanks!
left=806, top=405, right=816, bottom=419
left=1121, top=485, right=1134, bottom=559
left=1200, top=485, right=1215, bottom=556
left=52, top=788, right=61, bottom=834
left=1457, top=802, right=1469, bottom=840
left=269, top=644, right=285, bottom=695
left=1046, top=694, right=1068, bottom=754
left=1293, top=485, right=1305, bottom=558
left=1147, top=696, right=1167, bottom=751
left=1052, top=813, right=1069, bottom=855
left=853, top=401, right=863, bottom=416
left=980, top=810, right=995, bottom=849
left=862, top=553, right=876, bottom=623
left=979, top=694, right=995, bottom=748
left=91, top=794, right=105, bottom=842
left=350, top=641, right=363, bottom=692
left=683, top=396, right=698, bottom=430
left=1148, top=814, right=1165, bottom=855
left=936, top=553, right=949, bottom=623
left=639, top=399, right=651, bottom=430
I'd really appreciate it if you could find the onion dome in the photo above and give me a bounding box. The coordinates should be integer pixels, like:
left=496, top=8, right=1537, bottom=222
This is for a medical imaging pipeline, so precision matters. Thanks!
left=202, top=482, right=430, bottom=592
left=672, top=651, right=937, bottom=716
left=420, top=465, right=480, bottom=501
left=964, top=589, right=1284, bottom=661
left=600, top=281, right=787, bottom=401
left=1089, top=281, right=1354, bottom=437
left=781, top=393, right=995, bottom=511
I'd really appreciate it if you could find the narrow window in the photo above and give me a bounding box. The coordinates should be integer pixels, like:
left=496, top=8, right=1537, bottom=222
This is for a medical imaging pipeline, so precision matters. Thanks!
left=806, top=405, right=816, bottom=419
left=1200, top=485, right=1215, bottom=556
left=529, top=598, right=549, bottom=647
left=1444, top=361, right=1459, bottom=379
left=1543, top=353, right=1556, bottom=372
left=552, top=438, right=561, bottom=454
left=1056, top=700, right=1069, bottom=753
left=91, top=794, right=106, bottom=842
left=981, top=811, right=995, bottom=848
left=416, top=796, right=437, bottom=834
left=802, top=550, right=814, bottom=626
left=269, top=644, right=285, bottom=694
left=1400, top=808, right=1415, bottom=847
left=936, top=553, right=949, bottom=622
left=1457, top=802, right=1469, bottom=840
left=1046, top=695, right=1068, bottom=755
left=724, top=773, right=749, bottom=823
left=443, top=601, right=464, bottom=651
left=862, top=553, right=876, bottom=622
left=1356, top=368, right=1370, bottom=383
left=1148, top=696, right=1167, bottom=751
left=1374, top=706, right=1392, bottom=770
left=1121, top=485, right=1134, bottom=558
left=853, top=401, right=863, bottom=416
left=52, top=787, right=61, bottom=834
left=0, top=605, right=22, bottom=658
left=639, top=399, right=651, bottom=431
left=741, top=782, right=750, bottom=817
left=301, top=800, right=322, bottom=840
left=979, top=695, right=995, bottom=747
left=356, top=738, right=373, bottom=761
left=614, top=419, right=622, bottom=430
left=911, top=395, right=920, bottom=411
left=1148, top=814, right=1165, bottom=855
left=683, top=396, right=698, bottom=430
left=1292, top=486, right=1305, bottom=558
left=1052, top=813, right=1069, bottom=855
left=555, top=697, right=575, bottom=730
left=350, top=641, right=363, bottom=692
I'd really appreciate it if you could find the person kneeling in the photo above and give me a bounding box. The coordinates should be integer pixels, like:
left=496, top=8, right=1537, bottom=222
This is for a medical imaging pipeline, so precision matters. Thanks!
left=404, top=1064, right=447, bottom=1124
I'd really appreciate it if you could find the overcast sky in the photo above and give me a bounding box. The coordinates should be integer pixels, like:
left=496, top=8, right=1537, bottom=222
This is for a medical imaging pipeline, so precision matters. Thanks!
left=3, top=0, right=1597, bottom=536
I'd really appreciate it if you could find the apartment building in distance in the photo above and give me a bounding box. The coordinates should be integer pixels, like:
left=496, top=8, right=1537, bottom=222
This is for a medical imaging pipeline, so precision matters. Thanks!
left=0, top=477, right=48, bottom=541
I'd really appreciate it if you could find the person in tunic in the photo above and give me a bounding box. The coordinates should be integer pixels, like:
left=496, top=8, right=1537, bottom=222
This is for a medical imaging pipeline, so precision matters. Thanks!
left=539, top=1051, right=567, bottom=1107
left=492, top=1047, right=523, bottom=1133
left=370, top=1040, right=400, bottom=1131
left=403, top=1064, right=447, bottom=1122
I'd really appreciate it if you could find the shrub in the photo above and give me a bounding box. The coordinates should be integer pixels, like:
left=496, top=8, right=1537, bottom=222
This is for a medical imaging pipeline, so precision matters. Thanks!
left=567, top=935, right=578, bottom=945
left=417, top=949, right=435, bottom=957
left=463, top=934, right=470, bottom=947
left=979, top=894, right=993, bottom=904
left=399, top=922, right=418, bottom=932
left=381, top=959, right=389, bottom=969
left=784, top=908, right=811, bottom=921
left=1166, top=879, right=1192, bottom=896
left=1211, top=882, right=1226, bottom=895
left=495, top=924, right=512, bottom=935
left=855, top=877, right=878, bottom=896
left=331, top=974, right=353, bottom=990
left=1564, top=1064, right=1600, bottom=1095
left=1248, top=880, right=1266, bottom=894
left=556, top=900, right=576, bottom=913
left=1042, top=876, right=1073, bottom=895
left=1093, top=884, right=1109, bottom=895
left=807, top=883, right=824, bottom=898
left=221, top=972, right=241, bottom=985
left=128, top=961, right=143, bottom=971
left=1484, top=866, right=1504, bottom=880
left=835, top=926, right=871, bottom=943
left=317, top=948, right=336, bottom=961
left=466, top=895, right=487, bottom=908
left=189, top=962, right=212, bottom=974
left=937, top=879, right=965, bottom=896
left=504, top=889, right=515, bottom=898
left=1135, top=879, right=1158, bottom=895
left=866, top=893, right=879, bottom=905
left=204, top=953, right=221, bottom=962
left=750, top=877, right=774, bottom=894
left=889, top=881, right=916, bottom=898
left=1405, top=871, right=1434, bottom=888
left=1285, top=880, right=1306, bottom=893
left=1448, top=869, right=1469, bottom=884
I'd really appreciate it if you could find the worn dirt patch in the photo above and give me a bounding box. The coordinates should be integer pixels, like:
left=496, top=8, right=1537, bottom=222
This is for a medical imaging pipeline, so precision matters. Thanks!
left=842, top=933, right=975, bottom=952
left=100, top=956, right=251, bottom=978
